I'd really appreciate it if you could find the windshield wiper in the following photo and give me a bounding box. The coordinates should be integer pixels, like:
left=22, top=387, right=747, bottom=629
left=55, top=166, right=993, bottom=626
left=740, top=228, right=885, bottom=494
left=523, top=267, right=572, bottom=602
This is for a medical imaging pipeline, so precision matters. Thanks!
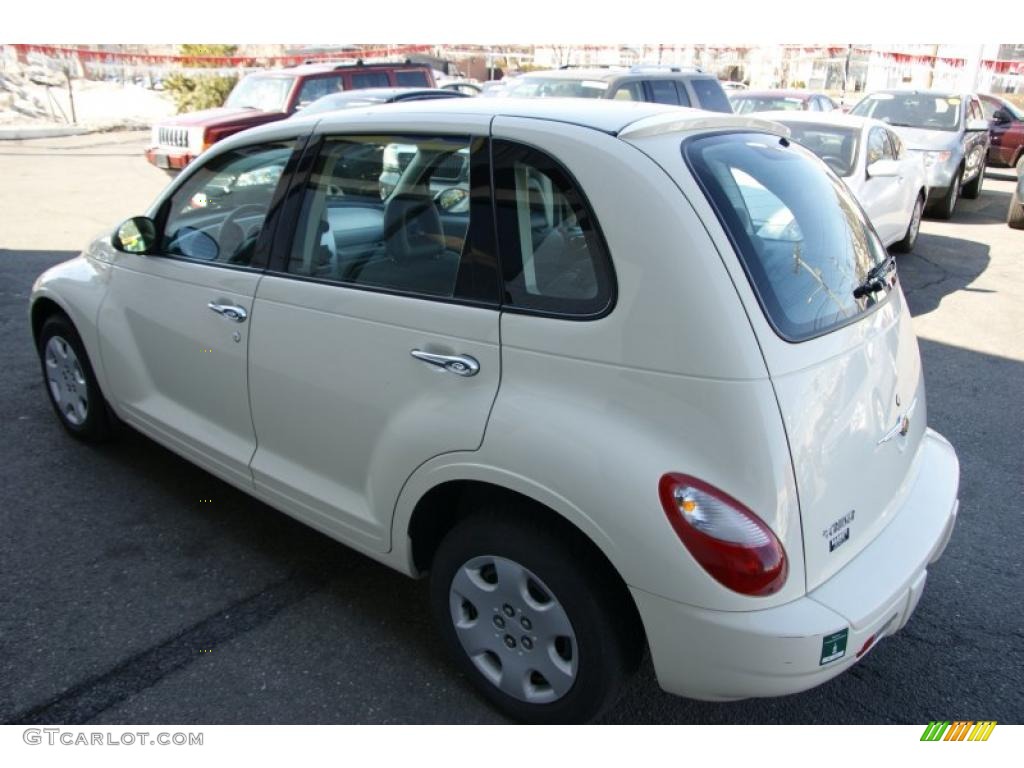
left=853, top=255, right=896, bottom=299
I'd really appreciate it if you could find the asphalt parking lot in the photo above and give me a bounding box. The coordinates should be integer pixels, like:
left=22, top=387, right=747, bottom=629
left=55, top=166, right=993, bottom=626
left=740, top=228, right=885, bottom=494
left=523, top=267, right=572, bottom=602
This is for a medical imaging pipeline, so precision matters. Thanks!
left=0, top=131, right=1021, bottom=724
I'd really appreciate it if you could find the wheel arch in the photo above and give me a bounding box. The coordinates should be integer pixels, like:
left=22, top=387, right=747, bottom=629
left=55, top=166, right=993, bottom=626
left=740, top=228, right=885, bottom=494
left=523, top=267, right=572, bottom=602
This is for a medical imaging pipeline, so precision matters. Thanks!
left=30, top=295, right=72, bottom=346
left=398, top=472, right=646, bottom=663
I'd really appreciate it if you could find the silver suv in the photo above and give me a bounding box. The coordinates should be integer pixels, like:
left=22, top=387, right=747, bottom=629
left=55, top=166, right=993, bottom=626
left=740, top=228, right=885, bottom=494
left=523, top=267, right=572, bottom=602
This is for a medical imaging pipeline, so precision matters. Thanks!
left=501, top=65, right=733, bottom=112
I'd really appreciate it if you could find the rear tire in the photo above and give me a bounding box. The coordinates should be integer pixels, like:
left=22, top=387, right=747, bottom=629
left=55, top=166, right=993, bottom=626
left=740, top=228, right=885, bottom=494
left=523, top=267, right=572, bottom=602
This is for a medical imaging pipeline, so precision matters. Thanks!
left=37, top=314, right=114, bottom=442
left=893, top=193, right=925, bottom=253
left=429, top=510, right=636, bottom=723
left=962, top=158, right=985, bottom=199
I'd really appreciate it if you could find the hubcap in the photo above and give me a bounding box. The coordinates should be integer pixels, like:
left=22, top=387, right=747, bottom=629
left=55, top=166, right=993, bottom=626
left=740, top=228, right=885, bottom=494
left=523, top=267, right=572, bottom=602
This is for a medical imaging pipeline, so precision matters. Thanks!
left=449, top=555, right=578, bottom=704
left=909, top=199, right=922, bottom=242
left=44, top=336, right=89, bottom=426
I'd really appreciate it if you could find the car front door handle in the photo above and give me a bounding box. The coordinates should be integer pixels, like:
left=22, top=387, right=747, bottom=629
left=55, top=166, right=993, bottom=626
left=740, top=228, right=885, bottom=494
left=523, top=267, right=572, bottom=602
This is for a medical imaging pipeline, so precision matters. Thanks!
left=410, top=349, right=480, bottom=377
left=208, top=302, right=248, bottom=322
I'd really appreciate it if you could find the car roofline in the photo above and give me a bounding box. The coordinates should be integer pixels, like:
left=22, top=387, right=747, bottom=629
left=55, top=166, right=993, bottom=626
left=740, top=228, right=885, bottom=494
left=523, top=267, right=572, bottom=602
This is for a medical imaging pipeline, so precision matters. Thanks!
left=619, top=111, right=790, bottom=140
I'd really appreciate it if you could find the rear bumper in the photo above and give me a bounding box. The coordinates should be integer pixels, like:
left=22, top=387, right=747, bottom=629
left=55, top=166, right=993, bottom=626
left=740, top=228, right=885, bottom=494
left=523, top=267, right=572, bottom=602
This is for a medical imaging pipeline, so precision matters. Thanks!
left=144, top=147, right=195, bottom=170
left=634, top=427, right=959, bottom=701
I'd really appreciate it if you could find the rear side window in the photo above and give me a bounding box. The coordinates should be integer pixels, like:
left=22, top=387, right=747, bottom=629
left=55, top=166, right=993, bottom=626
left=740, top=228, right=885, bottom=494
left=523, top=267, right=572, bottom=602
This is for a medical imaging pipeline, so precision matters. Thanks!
left=690, top=79, right=732, bottom=113
left=492, top=140, right=614, bottom=317
left=685, top=132, right=890, bottom=341
left=396, top=70, right=429, bottom=87
left=673, top=82, right=692, bottom=107
left=351, top=72, right=390, bottom=89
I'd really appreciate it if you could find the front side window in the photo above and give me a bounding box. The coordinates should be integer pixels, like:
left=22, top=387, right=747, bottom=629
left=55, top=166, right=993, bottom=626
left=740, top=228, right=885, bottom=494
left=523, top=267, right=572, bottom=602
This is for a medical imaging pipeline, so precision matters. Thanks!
left=296, top=76, right=343, bottom=108
left=648, top=80, right=680, bottom=105
left=851, top=92, right=962, bottom=131
left=867, top=127, right=894, bottom=164
left=612, top=82, right=644, bottom=101
left=160, top=141, right=295, bottom=266
left=685, top=132, right=890, bottom=341
left=780, top=123, right=859, bottom=176
left=224, top=76, right=295, bottom=113
left=285, top=135, right=493, bottom=301
left=492, top=140, right=614, bottom=316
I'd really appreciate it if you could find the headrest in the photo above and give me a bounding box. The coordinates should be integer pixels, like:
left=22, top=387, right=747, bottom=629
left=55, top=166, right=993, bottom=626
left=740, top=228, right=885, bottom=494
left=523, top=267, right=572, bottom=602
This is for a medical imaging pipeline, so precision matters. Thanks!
left=383, top=194, right=444, bottom=263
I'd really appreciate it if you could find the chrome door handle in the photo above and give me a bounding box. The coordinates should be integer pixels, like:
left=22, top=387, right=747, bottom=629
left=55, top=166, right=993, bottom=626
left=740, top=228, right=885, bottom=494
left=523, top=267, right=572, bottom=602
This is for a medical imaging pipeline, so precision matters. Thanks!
left=208, top=302, right=248, bottom=322
left=410, top=349, right=480, bottom=377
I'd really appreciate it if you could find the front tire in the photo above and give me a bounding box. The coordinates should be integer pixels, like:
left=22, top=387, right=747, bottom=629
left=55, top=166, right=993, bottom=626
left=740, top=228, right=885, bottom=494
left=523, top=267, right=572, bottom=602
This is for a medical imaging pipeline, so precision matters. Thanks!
left=962, top=157, right=985, bottom=199
left=893, top=193, right=925, bottom=253
left=429, top=511, right=636, bottom=723
left=932, top=168, right=962, bottom=220
left=37, top=314, right=114, bottom=442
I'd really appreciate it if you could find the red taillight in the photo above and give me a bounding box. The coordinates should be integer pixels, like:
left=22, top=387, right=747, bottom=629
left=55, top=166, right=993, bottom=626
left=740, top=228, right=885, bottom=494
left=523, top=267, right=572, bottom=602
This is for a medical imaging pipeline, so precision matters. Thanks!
left=658, top=473, right=787, bottom=596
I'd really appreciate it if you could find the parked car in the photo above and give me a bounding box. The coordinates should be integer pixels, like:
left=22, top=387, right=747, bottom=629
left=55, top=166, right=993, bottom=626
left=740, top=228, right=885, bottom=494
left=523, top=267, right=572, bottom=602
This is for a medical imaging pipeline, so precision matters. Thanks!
left=290, top=87, right=468, bottom=117
left=850, top=90, right=990, bottom=219
left=978, top=94, right=1024, bottom=170
left=764, top=112, right=928, bottom=251
left=440, top=80, right=483, bottom=96
left=730, top=89, right=838, bottom=114
left=145, top=61, right=436, bottom=172
left=32, top=98, right=959, bottom=724
left=500, top=66, right=733, bottom=112
left=1009, top=169, right=1024, bottom=229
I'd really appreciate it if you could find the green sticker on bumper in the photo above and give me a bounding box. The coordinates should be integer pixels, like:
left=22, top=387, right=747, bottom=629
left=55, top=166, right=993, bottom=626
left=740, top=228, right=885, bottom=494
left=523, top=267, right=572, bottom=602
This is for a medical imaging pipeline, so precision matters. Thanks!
left=820, top=628, right=848, bottom=665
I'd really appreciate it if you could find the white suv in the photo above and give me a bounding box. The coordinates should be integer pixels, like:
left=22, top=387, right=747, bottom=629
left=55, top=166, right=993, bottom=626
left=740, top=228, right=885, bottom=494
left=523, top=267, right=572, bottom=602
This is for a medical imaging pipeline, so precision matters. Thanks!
left=30, top=98, right=960, bottom=723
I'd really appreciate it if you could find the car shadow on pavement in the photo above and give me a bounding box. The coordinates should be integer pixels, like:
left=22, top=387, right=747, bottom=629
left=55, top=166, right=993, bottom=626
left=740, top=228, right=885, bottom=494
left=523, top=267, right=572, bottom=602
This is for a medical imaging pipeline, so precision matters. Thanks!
left=897, top=233, right=990, bottom=318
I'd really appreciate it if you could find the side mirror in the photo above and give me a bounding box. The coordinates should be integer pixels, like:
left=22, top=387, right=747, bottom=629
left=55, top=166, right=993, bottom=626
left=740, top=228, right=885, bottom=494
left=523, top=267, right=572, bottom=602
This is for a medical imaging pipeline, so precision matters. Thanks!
left=435, top=187, right=468, bottom=213
left=992, top=108, right=1012, bottom=124
left=866, top=158, right=900, bottom=178
left=966, top=118, right=990, bottom=132
left=112, top=216, right=157, bottom=254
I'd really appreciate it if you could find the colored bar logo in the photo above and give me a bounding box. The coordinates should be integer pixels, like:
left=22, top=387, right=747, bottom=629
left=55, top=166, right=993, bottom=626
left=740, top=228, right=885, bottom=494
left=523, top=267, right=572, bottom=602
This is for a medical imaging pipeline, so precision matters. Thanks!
left=920, top=721, right=997, bottom=741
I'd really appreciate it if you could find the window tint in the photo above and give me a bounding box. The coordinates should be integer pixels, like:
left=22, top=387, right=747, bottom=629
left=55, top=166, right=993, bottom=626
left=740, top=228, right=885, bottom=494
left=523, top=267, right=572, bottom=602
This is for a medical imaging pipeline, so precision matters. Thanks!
left=395, top=70, right=429, bottom=87
left=689, top=78, right=732, bottom=112
left=980, top=98, right=998, bottom=120
left=285, top=135, right=487, bottom=301
left=780, top=123, right=859, bottom=176
left=808, top=97, right=821, bottom=111
left=648, top=79, right=680, bottom=105
left=685, top=132, right=890, bottom=341
left=296, top=76, right=342, bottom=107
left=492, top=140, right=614, bottom=316
left=161, top=142, right=294, bottom=266
left=612, top=82, right=644, bottom=101
left=351, top=72, right=390, bottom=89
left=818, top=96, right=835, bottom=112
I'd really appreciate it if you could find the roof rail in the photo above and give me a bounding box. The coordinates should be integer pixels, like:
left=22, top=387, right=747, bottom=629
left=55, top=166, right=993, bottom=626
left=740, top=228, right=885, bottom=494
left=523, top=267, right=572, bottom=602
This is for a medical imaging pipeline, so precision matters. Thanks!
left=556, top=64, right=623, bottom=70
left=629, top=64, right=704, bottom=74
left=297, top=58, right=425, bottom=69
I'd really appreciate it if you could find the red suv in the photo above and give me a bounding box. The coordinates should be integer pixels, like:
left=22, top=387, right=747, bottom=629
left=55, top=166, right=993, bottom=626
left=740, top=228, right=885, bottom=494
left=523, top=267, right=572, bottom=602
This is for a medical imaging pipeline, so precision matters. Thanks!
left=146, top=61, right=436, bottom=171
left=980, top=94, right=1024, bottom=171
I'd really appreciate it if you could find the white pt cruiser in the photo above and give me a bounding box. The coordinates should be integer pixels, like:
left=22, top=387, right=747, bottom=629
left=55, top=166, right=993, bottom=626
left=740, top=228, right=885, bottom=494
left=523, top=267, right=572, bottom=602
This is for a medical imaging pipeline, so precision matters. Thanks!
left=30, top=99, right=960, bottom=723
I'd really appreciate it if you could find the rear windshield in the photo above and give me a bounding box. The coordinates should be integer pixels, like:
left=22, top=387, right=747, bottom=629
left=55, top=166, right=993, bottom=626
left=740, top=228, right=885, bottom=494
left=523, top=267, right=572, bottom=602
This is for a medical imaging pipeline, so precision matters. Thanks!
left=504, top=77, right=609, bottom=99
left=851, top=92, right=962, bottom=132
left=731, top=96, right=805, bottom=113
left=685, top=132, right=891, bottom=341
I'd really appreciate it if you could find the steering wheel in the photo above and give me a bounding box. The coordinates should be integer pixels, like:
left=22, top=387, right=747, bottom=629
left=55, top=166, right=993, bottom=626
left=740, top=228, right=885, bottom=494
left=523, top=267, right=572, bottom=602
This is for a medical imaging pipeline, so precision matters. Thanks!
left=219, top=204, right=268, bottom=264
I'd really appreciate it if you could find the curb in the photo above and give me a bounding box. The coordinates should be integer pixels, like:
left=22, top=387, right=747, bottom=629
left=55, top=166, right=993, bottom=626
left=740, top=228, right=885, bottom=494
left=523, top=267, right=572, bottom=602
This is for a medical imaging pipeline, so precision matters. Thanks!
left=0, top=122, right=150, bottom=141
left=0, top=125, right=93, bottom=140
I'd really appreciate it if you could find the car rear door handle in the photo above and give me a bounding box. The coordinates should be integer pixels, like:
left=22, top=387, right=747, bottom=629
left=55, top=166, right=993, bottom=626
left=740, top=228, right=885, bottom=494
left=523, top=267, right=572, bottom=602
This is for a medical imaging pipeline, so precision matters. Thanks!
left=410, top=349, right=480, bottom=377
left=208, top=302, right=248, bottom=322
